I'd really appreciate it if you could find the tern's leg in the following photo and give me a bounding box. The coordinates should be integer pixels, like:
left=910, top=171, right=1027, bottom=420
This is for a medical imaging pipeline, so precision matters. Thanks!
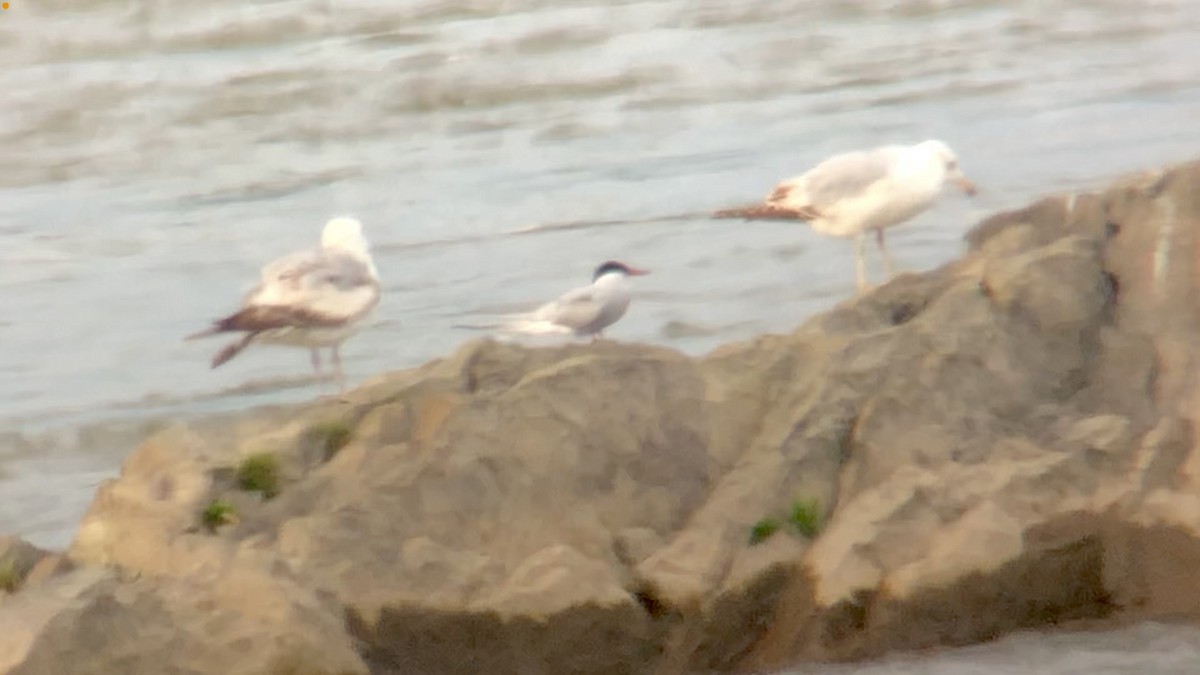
left=875, top=229, right=896, bottom=278
left=310, top=349, right=323, bottom=378
left=854, top=233, right=869, bottom=292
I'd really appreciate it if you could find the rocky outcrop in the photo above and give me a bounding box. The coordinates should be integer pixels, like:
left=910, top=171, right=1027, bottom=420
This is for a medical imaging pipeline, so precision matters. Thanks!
left=1, top=567, right=365, bottom=675
left=0, top=536, right=68, bottom=596
left=4, top=159, right=1200, bottom=674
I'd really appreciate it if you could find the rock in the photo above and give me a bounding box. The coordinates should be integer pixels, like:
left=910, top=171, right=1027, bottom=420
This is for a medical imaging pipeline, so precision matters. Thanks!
left=0, top=567, right=366, bottom=675
left=7, top=159, right=1200, bottom=674
left=21, top=555, right=72, bottom=588
left=744, top=160, right=1200, bottom=670
left=0, top=536, right=64, bottom=595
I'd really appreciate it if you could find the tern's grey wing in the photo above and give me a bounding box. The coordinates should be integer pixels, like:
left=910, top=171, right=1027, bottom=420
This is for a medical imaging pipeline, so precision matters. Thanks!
left=804, top=149, right=894, bottom=207
left=534, top=285, right=604, bottom=331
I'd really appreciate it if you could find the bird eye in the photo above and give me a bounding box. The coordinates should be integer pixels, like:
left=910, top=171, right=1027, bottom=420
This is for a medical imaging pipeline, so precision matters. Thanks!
left=946, top=159, right=958, bottom=170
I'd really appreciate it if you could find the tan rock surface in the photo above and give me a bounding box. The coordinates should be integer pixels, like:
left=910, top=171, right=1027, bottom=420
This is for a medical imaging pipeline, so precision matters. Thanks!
left=0, top=536, right=62, bottom=596
left=1, top=567, right=366, bottom=675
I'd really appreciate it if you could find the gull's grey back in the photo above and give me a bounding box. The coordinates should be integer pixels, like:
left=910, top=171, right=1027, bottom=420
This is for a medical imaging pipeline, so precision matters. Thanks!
left=803, top=148, right=895, bottom=209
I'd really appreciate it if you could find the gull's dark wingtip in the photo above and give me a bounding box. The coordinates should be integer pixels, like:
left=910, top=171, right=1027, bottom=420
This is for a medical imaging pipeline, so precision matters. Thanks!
left=711, top=206, right=752, bottom=219
left=210, top=334, right=256, bottom=368
left=184, top=326, right=219, bottom=342
left=185, top=312, right=240, bottom=341
left=712, top=204, right=809, bottom=221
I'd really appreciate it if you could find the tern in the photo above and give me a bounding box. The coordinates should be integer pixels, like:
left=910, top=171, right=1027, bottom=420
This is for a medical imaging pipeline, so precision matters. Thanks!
left=457, top=260, right=650, bottom=341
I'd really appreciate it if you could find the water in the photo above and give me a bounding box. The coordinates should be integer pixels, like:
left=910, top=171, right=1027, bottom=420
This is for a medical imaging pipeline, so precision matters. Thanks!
left=787, top=621, right=1200, bottom=674
left=0, top=0, right=1198, bottom=579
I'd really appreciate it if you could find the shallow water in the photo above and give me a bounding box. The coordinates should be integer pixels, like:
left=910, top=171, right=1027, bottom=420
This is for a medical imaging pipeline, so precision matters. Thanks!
left=1, top=0, right=1199, bottom=554
left=787, top=622, right=1200, bottom=674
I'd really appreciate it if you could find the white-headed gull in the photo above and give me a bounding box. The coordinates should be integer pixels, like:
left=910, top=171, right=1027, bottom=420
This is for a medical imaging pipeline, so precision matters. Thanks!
left=715, top=139, right=977, bottom=291
left=186, top=216, right=380, bottom=392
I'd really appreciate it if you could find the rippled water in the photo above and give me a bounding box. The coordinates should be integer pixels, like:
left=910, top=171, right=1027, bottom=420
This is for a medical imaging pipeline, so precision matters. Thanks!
left=788, top=622, right=1200, bottom=674
left=792, top=619, right=1200, bottom=672
left=1, top=0, right=1199, bottom=558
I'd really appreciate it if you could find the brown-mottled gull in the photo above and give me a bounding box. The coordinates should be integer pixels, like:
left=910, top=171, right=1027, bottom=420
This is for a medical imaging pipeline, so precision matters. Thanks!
left=715, top=139, right=977, bottom=292
left=186, top=216, right=380, bottom=393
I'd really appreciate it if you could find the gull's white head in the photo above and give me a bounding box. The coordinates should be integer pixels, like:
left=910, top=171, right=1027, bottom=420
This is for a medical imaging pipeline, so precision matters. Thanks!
left=321, top=216, right=371, bottom=256
left=914, top=140, right=977, bottom=196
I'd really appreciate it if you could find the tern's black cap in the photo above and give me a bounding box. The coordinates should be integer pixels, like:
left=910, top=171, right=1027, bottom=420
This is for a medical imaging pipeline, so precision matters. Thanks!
left=592, top=261, right=650, bottom=280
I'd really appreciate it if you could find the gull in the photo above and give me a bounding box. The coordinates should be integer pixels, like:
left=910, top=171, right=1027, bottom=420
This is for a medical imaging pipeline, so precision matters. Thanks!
left=456, top=261, right=650, bottom=340
left=186, top=216, right=380, bottom=393
left=714, top=139, right=977, bottom=292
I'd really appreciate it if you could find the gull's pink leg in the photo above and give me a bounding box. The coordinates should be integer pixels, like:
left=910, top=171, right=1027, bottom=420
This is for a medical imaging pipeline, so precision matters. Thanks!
left=876, top=229, right=896, bottom=278
left=331, top=345, right=346, bottom=394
